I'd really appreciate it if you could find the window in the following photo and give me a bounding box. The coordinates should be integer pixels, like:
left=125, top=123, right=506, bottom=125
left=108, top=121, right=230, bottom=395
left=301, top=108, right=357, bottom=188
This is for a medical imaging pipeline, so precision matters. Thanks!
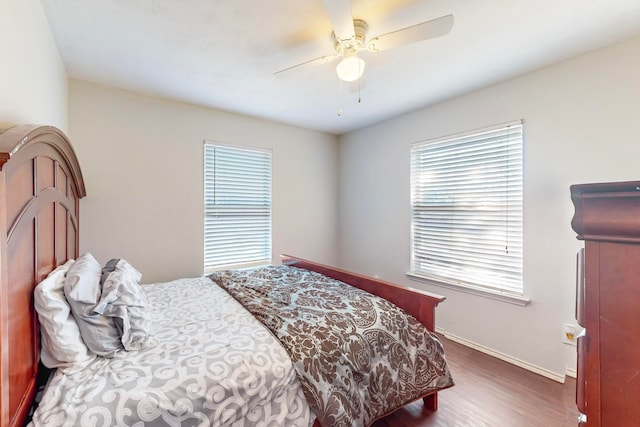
left=409, top=121, right=525, bottom=302
left=204, top=143, right=272, bottom=273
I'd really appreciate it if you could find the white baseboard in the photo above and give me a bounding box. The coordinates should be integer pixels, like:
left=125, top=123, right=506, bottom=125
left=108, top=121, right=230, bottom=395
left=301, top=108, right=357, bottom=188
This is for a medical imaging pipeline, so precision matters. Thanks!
left=565, top=368, right=577, bottom=378
left=436, top=327, right=566, bottom=384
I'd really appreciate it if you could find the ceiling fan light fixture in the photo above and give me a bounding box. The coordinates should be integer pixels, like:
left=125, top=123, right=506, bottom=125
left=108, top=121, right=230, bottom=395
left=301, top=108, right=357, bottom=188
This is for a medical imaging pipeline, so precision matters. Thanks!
left=336, top=55, right=365, bottom=82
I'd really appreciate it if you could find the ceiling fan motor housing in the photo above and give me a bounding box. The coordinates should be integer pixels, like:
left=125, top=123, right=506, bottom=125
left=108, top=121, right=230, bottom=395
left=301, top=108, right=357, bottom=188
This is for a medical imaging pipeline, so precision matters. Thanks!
left=333, top=19, right=368, bottom=54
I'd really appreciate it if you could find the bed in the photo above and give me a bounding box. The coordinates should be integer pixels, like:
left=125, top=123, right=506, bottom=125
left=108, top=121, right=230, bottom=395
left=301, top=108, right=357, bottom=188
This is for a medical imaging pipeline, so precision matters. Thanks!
left=0, top=124, right=453, bottom=427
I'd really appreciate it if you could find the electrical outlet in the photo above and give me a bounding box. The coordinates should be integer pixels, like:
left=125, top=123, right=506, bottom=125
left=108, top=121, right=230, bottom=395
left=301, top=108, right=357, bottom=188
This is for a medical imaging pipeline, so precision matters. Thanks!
left=562, top=323, right=582, bottom=346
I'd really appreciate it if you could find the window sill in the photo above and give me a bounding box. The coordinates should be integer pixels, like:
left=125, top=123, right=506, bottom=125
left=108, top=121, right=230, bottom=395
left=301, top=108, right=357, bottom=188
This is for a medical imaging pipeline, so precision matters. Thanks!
left=205, top=259, right=270, bottom=275
left=406, top=272, right=531, bottom=306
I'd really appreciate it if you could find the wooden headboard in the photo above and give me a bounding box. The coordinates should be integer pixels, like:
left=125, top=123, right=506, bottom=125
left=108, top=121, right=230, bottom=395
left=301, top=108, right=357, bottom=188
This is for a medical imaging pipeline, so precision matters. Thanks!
left=0, top=125, right=85, bottom=427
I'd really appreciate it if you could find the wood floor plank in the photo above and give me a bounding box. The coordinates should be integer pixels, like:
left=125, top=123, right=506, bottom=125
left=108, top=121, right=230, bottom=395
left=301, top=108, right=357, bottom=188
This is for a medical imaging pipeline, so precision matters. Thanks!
left=373, top=335, right=578, bottom=426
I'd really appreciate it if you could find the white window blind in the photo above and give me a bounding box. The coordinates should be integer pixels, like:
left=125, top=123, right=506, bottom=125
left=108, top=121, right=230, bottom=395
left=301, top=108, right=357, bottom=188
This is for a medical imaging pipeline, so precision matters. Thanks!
left=204, top=143, right=272, bottom=273
left=410, top=121, right=523, bottom=295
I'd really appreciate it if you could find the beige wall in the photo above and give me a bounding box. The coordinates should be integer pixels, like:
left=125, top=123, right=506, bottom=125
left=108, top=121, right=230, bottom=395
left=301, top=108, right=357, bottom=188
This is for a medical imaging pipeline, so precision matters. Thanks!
left=68, top=80, right=339, bottom=283
left=338, top=34, right=640, bottom=380
left=0, top=0, right=67, bottom=129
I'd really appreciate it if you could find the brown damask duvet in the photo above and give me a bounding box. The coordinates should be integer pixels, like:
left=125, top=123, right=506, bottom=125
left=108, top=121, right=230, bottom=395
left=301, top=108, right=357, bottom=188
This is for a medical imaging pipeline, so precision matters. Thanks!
left=210, top=265, right=454, bottom=427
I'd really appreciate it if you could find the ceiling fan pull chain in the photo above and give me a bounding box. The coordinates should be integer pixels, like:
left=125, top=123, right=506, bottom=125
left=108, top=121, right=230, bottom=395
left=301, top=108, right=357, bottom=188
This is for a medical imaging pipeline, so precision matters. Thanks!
left=338, top=79, right=344, bottom=116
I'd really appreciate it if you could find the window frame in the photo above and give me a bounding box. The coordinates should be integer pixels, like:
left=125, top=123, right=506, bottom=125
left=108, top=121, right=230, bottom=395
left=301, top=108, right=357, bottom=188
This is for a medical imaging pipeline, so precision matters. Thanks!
left=203, top=142, right=272, bottom=273
left=407, top=121, right=529, bottom=306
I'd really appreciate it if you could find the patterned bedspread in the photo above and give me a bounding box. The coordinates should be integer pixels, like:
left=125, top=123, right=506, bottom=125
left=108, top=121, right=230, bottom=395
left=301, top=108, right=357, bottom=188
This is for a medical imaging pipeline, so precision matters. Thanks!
left=30, top=277, right=314, bottom=427
left=210, top=265, right=454, bottom=427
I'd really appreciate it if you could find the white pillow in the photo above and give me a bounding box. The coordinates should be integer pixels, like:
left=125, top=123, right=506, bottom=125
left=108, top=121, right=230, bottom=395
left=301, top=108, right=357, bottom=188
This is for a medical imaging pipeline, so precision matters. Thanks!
left=34, top=259, right=96, bottom=373
left=64, top=252, right=123, bottom=357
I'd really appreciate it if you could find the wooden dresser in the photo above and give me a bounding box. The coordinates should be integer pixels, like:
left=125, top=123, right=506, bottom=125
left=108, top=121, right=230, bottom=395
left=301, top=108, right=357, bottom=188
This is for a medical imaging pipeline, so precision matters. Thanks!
left=571, top=181, right=640, bottom=427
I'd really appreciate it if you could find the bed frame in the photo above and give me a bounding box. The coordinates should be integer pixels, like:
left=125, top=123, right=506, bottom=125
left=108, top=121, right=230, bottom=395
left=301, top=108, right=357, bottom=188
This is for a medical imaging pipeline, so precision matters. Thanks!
left=0, top=125, right=85, bottom=427
left=0, top=125, right=446, bottom=427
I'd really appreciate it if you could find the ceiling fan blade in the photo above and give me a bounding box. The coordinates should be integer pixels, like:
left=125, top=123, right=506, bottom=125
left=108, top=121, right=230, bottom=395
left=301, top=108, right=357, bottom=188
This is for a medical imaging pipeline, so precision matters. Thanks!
left=273, top=54, right=338, bottom=76
left=322, top=0, right=355, bottom=41
left=367, top=14, right=453, bottom=52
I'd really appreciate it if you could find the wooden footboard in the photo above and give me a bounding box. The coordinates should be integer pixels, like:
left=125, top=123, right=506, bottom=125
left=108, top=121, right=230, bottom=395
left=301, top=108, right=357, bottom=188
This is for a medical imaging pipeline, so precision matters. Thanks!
left=281, top=254, right=446, bottom=415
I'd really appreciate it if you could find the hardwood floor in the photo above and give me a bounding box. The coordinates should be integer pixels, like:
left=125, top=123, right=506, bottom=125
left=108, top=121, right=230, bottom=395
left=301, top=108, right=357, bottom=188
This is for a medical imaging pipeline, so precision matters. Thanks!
left=373, top=335, right=579, bottom=427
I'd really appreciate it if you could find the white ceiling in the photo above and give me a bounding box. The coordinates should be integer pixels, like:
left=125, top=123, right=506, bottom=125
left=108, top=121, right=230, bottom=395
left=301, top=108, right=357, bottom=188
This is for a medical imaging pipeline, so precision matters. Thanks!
left=42, top=0, right=640, bottom=135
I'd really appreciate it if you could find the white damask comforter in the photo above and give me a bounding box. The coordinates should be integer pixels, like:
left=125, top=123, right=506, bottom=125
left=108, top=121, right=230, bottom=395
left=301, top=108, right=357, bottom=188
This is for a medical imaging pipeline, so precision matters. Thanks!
left=30, top=277, right=314, bottom=427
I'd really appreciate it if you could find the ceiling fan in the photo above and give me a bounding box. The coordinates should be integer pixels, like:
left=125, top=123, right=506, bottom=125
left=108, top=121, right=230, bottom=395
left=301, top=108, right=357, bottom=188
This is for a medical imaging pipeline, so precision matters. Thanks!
left=275, top=0, right=454, bottom=83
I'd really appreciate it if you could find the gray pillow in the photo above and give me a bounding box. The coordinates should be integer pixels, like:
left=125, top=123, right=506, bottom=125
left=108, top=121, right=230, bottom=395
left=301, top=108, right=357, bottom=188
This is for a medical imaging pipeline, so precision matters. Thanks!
left=95, top=261, right=155, bottom=351
left=64, top=253, right=123, bottom=357
left=100, top=258, right=121, bottom=284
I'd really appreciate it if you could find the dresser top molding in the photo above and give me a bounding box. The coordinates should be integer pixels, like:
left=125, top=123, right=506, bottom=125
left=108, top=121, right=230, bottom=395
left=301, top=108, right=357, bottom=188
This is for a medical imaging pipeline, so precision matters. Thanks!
left=571, top=181, right=640, bottom=243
